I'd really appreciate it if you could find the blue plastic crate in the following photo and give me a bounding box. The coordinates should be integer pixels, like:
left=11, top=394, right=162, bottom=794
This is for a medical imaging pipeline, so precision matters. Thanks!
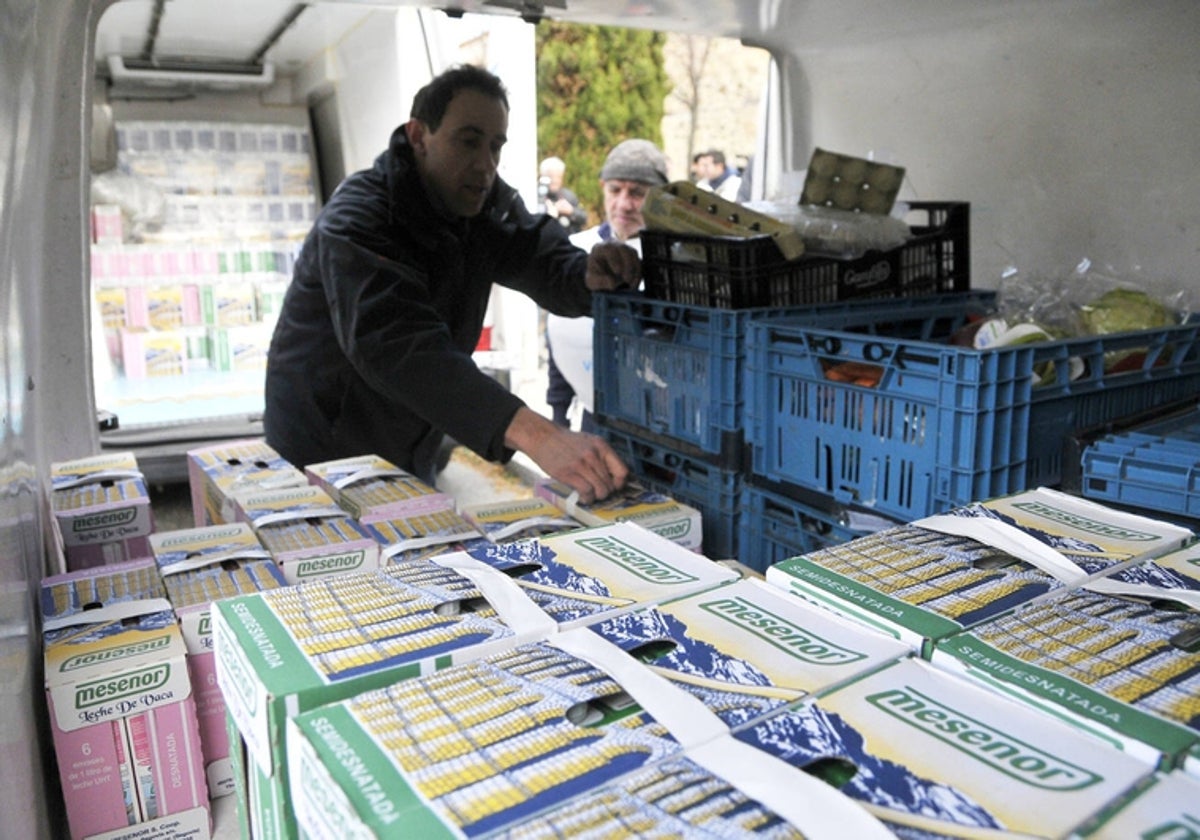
left=599, top=421, right=741, bottom=559
left=737, top=481, right=887, bottom=573
left=745, top=299, right=1200, bottom=522
left=593, top=289, right=994, bottom=466
left=1081, top=407, right=1200, bottom=521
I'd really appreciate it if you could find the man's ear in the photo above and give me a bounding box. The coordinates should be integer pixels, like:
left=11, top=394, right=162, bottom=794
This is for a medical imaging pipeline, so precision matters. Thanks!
left=406, top=118, right=427, bottom=156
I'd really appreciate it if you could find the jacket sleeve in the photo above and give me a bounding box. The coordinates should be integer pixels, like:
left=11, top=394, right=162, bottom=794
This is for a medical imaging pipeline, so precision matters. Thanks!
left=482, top=191, right=595, bottom=318
left=314, top=213, right=526, bottom=464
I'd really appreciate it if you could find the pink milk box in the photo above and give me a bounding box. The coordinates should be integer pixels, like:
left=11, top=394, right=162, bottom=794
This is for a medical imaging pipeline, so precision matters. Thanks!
left=41, top=558, right=210, bottom=840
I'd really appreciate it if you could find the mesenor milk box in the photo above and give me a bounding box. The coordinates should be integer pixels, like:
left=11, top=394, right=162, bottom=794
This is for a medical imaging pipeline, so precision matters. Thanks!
left=1076, top=771, right=1200, bottom=839
left=457, top=520, right=739, bottom=630
left=734, top=657, right=1152, bottom=839
left=42, top=558, right=210, bottom=840
left=151, top=523, right=288, bottom=798
left=931, top=560, right=1200, bottom=769
left=587, top=576, right=910, bottom=727
left=186, top=438, right=307, bottom=527
left=459, top=496, right=581, bottom=542
left=285, top=627, right=894, bottom=840
left=304, top=454, right=453, bottom=523
left=535, top=478, right=703, bottom=552
left=49, top=451, right=154, bottom=571
left=213, top=522, right=734, bottom=837
left=231, top=483, right=380, bottom=584
left=765, top=487, right=1192, bottom=657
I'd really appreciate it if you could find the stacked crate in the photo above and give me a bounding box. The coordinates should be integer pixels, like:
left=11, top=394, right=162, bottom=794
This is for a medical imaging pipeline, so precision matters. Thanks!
left=594, top=201, right=972, bottom=568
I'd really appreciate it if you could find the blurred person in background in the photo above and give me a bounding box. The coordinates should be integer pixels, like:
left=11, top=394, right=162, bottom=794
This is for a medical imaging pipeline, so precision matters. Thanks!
left=545, top=139, right=669, bottom=434
left=695, top=149, right=742, bottom=201
left=538, top=155, right=588, bottom=234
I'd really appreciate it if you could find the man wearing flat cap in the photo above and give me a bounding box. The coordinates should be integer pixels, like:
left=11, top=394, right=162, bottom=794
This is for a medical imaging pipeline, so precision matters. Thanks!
left=545, top=139, right=670, bottom=433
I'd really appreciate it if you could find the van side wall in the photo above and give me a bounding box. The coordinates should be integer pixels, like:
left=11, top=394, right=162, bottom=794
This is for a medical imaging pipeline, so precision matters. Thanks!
left=777, top=0, right=1200, bottom=288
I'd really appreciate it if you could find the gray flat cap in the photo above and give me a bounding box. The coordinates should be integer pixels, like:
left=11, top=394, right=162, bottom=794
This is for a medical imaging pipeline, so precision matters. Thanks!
left=599, top=139, right=669, bottom=185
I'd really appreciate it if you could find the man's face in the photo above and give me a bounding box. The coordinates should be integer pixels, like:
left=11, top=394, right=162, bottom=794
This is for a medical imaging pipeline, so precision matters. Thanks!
left=408, top=88, right=508, bottom=218
left=602, top=179, right=652, bottom=241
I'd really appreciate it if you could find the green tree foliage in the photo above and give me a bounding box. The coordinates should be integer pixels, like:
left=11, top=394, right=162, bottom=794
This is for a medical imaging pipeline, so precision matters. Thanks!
left=536, top=22, right=670, bottom=226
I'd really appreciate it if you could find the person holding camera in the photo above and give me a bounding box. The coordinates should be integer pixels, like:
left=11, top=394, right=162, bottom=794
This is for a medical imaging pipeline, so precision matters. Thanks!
left=538, top=156, right=588, bottom=234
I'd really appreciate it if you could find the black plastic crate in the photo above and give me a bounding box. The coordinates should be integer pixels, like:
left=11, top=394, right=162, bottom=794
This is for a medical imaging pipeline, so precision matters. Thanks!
left=641, top=201, right=969, bottom=309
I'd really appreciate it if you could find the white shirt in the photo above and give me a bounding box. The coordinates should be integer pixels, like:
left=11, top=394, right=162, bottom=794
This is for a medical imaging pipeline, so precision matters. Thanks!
left=546, top=226, right=640, bottom=414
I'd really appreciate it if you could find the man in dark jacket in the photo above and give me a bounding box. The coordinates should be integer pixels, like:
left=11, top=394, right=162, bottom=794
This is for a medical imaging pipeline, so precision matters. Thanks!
left=264, top=64, right=635, bottom=502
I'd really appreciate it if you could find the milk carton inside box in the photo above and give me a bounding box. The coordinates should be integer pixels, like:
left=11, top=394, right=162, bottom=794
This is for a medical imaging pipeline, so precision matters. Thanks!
left=49, top=451, right=154, bottom=571
left=285, top=627, right=892, bottom=839
left=150, top=522, right=288, bottom=799
left=186, top=437, right=307, bottom=527
left=735, top=658, right=1151, bottom=839
left=304, top=453, right=453, bottom=522
left=932, top=548, right=1200, bottom=769
left=212, top=521, right=734, bottom=837
left=231, top=483, right=380, bottom=584
left=361, top=507, right=483, bottom=563
left=588, top=576, right=910, bottom=726
left=1076, top=771, right=1200, bottom=839
left=459, top=495, right=581, bottom=542
left=41, top=558, right=210, bottom=840
left=535, top=478, right=704, bottom=552
left=765, top=487, right=1192, bottom=657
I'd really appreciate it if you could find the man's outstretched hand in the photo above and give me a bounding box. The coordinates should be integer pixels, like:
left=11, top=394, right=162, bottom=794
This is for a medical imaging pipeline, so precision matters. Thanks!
left=585, top=240, right=640, bottom=291
left=504, top=407, right=629, bottom=503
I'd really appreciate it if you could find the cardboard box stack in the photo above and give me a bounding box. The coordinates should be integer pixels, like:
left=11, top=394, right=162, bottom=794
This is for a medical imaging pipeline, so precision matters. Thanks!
left=765, top=487, right=1191, bottom=657
left=150, top=522, right=289, bottom=798
left=41, top=558, right=210, bottom=840
left=459, top=495, right=581, bottom=543
left=48, top=451, right=154, bottom=571
left=933, top=538, right=1200, bottom=769
left=231, top=483, right=381, bottom=584
left=306, top=453, right=485, bottom=563
left=186, top=438, right=307, bottom=527
left=212, top=521, right=736, bottom=838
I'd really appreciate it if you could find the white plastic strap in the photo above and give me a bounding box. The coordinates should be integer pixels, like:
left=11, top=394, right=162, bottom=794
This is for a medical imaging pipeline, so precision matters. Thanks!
left=913, top=513, right=1088, bottom=586
left=548, top=628, right=892, bottom=839
left=1084, top=576, right=1200, bottom=611
left=431, top=553, right=557, bottom=638
left=43, top=597, right=175, bottom=633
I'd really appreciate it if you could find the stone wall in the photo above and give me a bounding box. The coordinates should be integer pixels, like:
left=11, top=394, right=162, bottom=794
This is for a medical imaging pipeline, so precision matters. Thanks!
left=661, top=34, right=771, bottom=182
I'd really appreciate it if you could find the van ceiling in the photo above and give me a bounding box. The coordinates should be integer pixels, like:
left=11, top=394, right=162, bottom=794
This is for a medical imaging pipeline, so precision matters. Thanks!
left=94, top=0, right=753, bottom=80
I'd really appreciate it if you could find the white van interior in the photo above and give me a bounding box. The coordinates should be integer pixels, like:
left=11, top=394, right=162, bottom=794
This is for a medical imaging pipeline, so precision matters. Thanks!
left=3, top=0, right=1197, bottom=835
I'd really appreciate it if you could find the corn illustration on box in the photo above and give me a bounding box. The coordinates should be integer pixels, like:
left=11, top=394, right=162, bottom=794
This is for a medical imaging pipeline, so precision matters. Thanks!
left=305, top=453, right=454, bottom=523
left=765, top=487, right=1192, bottom=657
left=459, top=496, right=581, bottom=543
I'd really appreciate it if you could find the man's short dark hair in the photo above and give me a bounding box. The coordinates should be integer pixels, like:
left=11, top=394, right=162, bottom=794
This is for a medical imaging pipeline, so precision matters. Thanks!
left=410, top=64, right=509, bottom=131
left=704, top=149, right=727, bottom=166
